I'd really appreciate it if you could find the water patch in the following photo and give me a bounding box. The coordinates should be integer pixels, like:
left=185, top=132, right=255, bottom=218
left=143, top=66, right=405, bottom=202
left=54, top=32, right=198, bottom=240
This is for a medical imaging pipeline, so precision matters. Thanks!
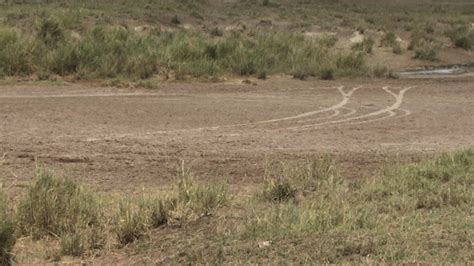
left=397, top=64, right=474, bottom=77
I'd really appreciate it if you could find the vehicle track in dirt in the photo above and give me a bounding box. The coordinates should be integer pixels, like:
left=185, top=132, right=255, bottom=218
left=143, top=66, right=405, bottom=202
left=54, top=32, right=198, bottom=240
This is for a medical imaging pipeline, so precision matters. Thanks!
left=0, top=77, right=473, bottom=195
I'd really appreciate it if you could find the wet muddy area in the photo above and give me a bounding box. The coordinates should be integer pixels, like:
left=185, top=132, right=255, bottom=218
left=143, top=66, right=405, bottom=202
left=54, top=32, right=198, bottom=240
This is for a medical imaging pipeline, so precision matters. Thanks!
left=397, top=63, right=474, bottom=78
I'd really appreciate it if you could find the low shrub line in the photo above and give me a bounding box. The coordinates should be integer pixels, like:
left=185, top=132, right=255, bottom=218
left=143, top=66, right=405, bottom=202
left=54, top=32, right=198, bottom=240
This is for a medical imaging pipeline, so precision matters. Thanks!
left=0, top=18, right=371, bottom=81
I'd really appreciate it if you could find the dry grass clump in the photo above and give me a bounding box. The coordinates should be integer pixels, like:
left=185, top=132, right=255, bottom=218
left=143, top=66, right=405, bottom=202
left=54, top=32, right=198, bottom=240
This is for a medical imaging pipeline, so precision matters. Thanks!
left=114, top=164, right=227, bottom=246
left=16, top=168, right=106, bottom=256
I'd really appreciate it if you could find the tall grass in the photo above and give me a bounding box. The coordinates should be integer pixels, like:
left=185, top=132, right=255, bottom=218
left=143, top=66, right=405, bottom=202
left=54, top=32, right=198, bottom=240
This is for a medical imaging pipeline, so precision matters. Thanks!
left=1, top=149, right=473, bottom=262
left=0, top=190, right=15, bottom=265
left=17, top=168, right=105, bottom=256
left=0, top=21, right=369, bottom=80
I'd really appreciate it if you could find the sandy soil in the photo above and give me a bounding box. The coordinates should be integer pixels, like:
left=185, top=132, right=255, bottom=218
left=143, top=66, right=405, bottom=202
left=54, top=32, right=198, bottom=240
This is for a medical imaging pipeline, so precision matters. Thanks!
left=1, top=76, right=473, bottom=198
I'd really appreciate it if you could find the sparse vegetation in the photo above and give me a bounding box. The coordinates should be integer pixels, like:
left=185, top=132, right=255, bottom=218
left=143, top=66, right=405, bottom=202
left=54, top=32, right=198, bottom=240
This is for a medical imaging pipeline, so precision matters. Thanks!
left=1, top=149, right=473, bottom=263
left=242, top=149, right=473, bottom=263
left=1, top=0, right=474, bottom=263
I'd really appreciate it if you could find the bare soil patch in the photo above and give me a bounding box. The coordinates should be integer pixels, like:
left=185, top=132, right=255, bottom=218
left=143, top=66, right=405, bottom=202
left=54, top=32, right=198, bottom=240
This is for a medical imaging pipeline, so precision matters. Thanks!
left=1, top=76, right=473, bottom=198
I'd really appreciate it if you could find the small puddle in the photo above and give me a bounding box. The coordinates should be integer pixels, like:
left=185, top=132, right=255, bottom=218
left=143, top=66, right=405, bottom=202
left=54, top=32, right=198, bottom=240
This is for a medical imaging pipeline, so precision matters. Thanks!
left=396, top=64, right=474, bottom=78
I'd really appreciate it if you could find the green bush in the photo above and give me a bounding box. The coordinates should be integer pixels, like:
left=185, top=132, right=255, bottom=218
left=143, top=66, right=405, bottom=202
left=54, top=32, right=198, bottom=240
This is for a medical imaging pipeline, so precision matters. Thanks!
left=0, top=192, right=15, bottom=265
left=380, top=31, right=397, bottom=47
left=17, top=169, right=105, bottom=256
left=0, top=29, right=35, bottom=76
left=37, top=18, right=64, bottom=47
left=408, top=30, right=436, bottom=51
left=446, top=25, right=474, bottom=50
left=413, top=39, right=439, bottom=61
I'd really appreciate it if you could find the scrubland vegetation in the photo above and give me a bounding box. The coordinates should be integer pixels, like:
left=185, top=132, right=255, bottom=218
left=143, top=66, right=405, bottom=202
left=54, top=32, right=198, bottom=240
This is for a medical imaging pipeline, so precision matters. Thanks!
left=0, top=0, right=472, bottom=82
left=1, top=149, right=472, bottom=264
left=0, top=22, right=368, bottom=81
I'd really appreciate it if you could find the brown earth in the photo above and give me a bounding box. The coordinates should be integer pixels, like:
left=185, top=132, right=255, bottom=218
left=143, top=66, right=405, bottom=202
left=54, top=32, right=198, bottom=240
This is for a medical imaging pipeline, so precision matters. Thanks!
left=1, top=75, right=473, bottom=201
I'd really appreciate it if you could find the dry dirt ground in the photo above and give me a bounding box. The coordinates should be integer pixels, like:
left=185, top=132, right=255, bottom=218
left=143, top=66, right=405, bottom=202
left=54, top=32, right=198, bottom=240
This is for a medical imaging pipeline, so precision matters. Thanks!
left=1, top=75, right=473, bottom=199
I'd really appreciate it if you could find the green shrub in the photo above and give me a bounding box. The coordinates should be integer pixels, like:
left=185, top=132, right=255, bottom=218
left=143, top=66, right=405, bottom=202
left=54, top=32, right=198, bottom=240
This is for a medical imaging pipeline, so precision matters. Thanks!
left=17, top=169, right=105, bottom=255
left=37, top=18, right=64, bottom=47
left=0, top=192, right=15, bottom=265
left=408, top=30, right=436, bottom=51
left=413, top=39, right=439, bottom=61
left=0, top=29, right=35, bottom=76
left=380, top=31, right=397, bottom=47
left=335, top=52, right=367, bottom=76
left=446, top=25, right=474, bottom=50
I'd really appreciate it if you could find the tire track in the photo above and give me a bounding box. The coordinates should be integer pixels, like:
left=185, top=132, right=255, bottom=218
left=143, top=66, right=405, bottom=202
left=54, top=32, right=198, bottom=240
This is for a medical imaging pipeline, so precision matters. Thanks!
left=281, top=86, right=413, bottom=131
left=84, top=86, right=359, bottom=141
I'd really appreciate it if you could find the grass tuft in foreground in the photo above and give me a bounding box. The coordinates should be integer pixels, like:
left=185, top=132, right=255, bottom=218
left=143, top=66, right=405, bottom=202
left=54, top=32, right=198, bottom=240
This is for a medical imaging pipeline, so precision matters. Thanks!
left=17, top=168, right=106, bottom=256
left=114, top=164, right=227, bottom=246
left=0, top=190, right=15, bottom=265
